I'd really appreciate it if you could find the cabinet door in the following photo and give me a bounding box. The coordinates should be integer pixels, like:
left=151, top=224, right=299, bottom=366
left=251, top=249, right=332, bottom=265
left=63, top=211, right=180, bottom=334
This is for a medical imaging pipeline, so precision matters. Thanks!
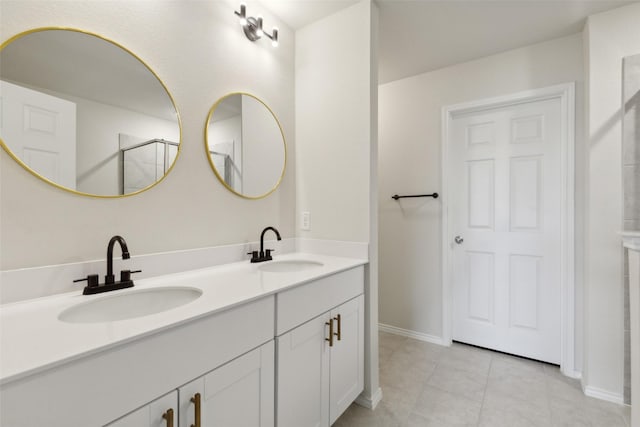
left=179, top=341, right=274, bottom=427
left=329, top=295, right=364, bottom=425
left=105, top=391, right=177, bottom=427
left=277, top=313, right=331, bottom=427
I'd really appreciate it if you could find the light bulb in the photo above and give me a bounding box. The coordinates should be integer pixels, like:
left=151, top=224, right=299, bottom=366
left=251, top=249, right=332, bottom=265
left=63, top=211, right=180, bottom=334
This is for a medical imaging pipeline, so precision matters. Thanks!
left=272, top=39, right=278, bottom=47
left=256, top=16, right=264, bottom=37
left=237, top=3, right=247, bottom=26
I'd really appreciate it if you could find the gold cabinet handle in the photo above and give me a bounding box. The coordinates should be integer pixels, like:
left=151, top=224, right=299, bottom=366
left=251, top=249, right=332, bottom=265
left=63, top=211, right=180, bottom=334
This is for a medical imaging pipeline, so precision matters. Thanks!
left=325, top=318, right=334, bottom=347
left=334, top=314, right=342, bottom=341
left=190, top=393, right=201, bottom=427
left=162, top=408, right=174, bottom=427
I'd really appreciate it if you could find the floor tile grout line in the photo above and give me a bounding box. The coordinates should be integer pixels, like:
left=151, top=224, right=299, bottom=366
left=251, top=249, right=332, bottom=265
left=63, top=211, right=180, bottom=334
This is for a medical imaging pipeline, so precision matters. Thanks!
left=476, top=353, right=494, bottom=427
left=542, top=357, right=555, bottom=424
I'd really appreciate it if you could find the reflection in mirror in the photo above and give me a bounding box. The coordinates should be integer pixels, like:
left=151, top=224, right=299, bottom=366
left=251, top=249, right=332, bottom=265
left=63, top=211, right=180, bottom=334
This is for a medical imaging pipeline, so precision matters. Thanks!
left=206, top=93, right=286, bottom=199
left=0, top=28, right=181, bottom=197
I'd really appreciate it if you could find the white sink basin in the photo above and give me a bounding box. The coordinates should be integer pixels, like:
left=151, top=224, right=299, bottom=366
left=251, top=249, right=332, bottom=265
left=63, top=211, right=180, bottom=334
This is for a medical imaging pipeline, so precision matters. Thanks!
left=58, top=287, right=202, bottom=323
left=258, top=260, right=324, bottom=273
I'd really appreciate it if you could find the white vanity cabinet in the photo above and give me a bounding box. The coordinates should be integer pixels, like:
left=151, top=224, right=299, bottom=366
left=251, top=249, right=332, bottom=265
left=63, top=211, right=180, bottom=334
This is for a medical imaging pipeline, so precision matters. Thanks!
left=276, top=266, right=364, bottom=427
left=178, top=341, right=274, bottom=427
left=0, top=256, right=368, bottom=427
left=106, top=341, right=274, bottom=427
left=1, top=297, right=275, bottom=427
left=106, top=391, right=177, bottom=427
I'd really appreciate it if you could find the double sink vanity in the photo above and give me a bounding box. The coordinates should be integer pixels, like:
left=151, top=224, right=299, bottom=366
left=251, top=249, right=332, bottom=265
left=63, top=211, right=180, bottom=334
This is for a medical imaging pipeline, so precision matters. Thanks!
left=0, top=251, right=367, bottom=427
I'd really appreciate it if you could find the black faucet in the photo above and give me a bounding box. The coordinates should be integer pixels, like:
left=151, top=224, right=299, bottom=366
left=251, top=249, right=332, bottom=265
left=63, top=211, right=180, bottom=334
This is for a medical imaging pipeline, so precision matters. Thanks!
left=248, top=226, right=282, bottom=263
left=74, top=235, right=141, bottom=295
left=106, top=235, right=130, bottom=284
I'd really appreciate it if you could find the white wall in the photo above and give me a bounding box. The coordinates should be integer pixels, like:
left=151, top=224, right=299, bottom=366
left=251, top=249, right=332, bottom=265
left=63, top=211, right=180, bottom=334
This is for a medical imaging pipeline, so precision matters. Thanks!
left=378, top=34, right=585, bottom=366
left=296, top=0, right=372, bottom=243
left=583, top=2, right=640, bottom=402
left=295, top=0, right=380, bottom=408
left=242, top=95, right=285, bottom=197
left=0, top=0, right=295, bottom=270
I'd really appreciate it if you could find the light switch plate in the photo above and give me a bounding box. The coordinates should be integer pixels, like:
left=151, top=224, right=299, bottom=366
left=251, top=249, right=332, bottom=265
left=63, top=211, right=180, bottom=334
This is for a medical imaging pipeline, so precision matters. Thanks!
left=301, top=211, right=310, bottom=230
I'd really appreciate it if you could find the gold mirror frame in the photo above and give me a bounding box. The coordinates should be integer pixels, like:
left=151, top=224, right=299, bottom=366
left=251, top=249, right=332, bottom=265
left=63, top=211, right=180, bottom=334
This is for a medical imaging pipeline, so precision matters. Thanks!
left=204, top=92, right=286, bottom=200
left=0, top=27, right=183, bottom=198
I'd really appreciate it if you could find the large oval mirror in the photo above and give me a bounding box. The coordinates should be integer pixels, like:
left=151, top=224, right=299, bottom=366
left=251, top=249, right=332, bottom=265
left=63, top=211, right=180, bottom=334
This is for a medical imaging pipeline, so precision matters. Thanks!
left=205, top=93, right=286, bottom=199
left=0, top=28, right=181, bottom=197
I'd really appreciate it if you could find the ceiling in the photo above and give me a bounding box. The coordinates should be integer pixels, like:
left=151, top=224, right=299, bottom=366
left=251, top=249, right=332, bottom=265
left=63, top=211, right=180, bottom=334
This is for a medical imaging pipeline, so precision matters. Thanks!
left=260, top=0, right=635, bottom=84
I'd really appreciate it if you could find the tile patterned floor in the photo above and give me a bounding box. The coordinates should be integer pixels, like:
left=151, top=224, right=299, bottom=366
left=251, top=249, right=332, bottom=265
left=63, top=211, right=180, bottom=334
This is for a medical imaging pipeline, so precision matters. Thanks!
left=334, top=332, right=631, bottom=427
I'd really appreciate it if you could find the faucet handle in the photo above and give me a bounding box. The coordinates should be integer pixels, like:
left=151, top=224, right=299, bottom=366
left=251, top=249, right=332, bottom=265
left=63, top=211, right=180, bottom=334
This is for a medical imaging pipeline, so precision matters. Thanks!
left=120, top=269, right=141, bottom=283
left=74, top=274, right=99, bottom=288
left=247, top=251, right=259, bottom=262
left=264, top=249, right=275, bottom=261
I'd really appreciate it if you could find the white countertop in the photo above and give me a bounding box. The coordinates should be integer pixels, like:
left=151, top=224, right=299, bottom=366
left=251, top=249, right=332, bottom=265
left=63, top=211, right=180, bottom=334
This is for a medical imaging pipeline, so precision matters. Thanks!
left=0, top=253, right=367, bottom=385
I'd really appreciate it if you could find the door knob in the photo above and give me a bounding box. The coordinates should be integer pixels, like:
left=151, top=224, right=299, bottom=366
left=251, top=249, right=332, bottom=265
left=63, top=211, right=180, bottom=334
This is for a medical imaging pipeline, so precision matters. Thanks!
left=454, top=236, right=464, bottom=244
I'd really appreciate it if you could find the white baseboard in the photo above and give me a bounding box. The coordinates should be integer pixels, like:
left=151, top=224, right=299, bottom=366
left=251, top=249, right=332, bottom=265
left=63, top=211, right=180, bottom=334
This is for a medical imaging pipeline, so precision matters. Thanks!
left=561, top=368, right=582, bottom=380
left=0, top=239, right=296, bottom=304
left=355, top=387, right=383, bottom=410
left=584, top=385, right=624, bottom=405
left=2, top=238, right=368, bottom=304
left=379, top=323, right=448, bottom=346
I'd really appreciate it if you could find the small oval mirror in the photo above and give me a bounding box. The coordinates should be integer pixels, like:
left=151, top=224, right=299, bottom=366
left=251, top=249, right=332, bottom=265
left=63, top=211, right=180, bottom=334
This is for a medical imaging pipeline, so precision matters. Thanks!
left=205, top=93, right=286, bottom=199
left=0, top=28, right=182, bottom=197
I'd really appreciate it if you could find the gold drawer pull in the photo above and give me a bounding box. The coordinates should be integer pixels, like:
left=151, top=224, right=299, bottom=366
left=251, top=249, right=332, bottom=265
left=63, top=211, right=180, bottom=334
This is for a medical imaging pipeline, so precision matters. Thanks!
left=325, top=318, right=334, bottom=347
left=334, top=314, right=342, bottom=341
left=162, top=408, right=174, bottom=427
left=190, top=393, right=201, bottom=427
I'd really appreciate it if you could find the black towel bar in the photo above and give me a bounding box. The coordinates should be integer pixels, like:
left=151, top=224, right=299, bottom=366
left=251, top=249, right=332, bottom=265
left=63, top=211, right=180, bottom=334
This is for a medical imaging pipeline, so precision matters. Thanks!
left=391, top=193, right=439, bottom=200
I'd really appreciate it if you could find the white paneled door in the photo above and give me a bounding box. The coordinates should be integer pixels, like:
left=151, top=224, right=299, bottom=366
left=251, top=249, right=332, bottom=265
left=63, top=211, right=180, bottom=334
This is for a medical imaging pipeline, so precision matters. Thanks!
left=0, top=80, right=76, bottom=189
left=449, top=96, right=562, bottom=364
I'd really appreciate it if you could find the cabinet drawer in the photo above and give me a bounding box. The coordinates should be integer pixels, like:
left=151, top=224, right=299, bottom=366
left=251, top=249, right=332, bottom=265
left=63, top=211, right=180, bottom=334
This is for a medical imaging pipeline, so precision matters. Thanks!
left=276, top=266, right=363, bottom=335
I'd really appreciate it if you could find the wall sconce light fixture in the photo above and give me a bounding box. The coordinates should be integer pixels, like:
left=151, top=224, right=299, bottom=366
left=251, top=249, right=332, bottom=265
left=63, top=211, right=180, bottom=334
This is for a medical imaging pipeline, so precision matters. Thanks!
left=235, top=4, right=279, bottom=47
